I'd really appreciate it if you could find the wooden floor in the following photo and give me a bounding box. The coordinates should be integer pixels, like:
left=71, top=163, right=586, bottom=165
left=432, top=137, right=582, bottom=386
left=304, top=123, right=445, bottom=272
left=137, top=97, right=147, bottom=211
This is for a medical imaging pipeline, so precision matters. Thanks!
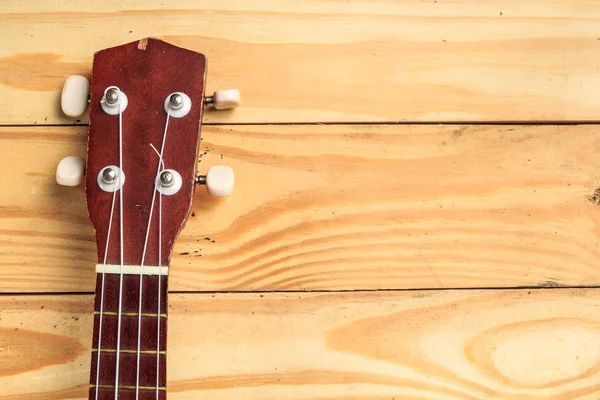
left=2, top=1, right=600, bottom=399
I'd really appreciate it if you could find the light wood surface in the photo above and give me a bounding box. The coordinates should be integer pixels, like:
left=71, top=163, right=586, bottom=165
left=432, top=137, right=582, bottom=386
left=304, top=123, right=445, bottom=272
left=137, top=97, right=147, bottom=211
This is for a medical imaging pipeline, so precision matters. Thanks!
left=3, top=3, right=600, bottom=397
left=2, top=0, right=600, bottom=124
left=2, top=124, right=600, bottom=292
left=2, top=289, right=600, bottom=399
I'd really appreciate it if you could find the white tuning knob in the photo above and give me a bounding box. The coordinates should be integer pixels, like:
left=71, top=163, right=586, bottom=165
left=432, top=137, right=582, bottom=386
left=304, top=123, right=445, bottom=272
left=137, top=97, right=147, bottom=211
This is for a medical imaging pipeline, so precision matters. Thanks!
left=197, top=166, right=234, bottom=197
left=61, top=75, right=89, bottom=118
left=56, top=156, right=85, bottom=186
left=205, top=89, right=241, bottom=110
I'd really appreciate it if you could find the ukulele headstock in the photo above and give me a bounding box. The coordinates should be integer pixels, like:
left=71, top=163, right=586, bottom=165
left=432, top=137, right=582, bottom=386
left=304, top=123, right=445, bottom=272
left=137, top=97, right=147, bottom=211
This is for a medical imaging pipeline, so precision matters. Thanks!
left=56, top=38, right=239, bottom=267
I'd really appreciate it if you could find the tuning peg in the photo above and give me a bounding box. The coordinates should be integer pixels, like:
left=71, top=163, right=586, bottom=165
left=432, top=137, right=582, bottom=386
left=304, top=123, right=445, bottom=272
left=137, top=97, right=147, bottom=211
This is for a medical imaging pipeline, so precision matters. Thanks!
left=61, top=75, right=90, bottom=118
left=56, top=156, right=85, bottom=186
left=204, top=89, right=241, bottom=111
left=196, top=166, right=234, bottom=197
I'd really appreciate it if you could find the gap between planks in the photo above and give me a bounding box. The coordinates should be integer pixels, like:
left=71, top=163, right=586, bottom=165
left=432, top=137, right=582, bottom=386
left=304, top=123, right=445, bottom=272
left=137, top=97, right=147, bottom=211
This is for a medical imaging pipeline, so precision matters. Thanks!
left=3, top=285, right=600, bottom=297
left=4, top=120, right=600, bottom=128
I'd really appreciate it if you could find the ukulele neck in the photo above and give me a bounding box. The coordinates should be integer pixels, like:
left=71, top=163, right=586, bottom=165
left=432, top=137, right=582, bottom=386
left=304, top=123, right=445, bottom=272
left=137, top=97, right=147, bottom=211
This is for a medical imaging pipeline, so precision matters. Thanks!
left=89, top=266, right=169, bottom=399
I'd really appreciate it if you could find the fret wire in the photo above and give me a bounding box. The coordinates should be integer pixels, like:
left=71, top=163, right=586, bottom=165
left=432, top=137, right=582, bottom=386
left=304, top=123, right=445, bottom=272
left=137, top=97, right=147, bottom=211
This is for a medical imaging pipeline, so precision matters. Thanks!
left=92, top=348, right=166, bottom=355
left=91, top=384, right=167, bottom=392
left=94, top=311, right=167, bottom=318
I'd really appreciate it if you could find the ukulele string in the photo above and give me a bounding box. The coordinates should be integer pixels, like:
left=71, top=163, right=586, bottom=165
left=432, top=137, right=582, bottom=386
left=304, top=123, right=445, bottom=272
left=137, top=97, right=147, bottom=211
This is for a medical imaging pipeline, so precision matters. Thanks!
left=140, top=143, right=165, bottom=400
left=147, top=143, right=167, bottom=400
left=94, top=188, right=117, bottom=400
left=137, top=110, right=171, bottom=400
left=156, top=187, right=163, bottom=400
left=139, top=111, right=170, bottom=265
left=114, top=89, right=126, bottom=399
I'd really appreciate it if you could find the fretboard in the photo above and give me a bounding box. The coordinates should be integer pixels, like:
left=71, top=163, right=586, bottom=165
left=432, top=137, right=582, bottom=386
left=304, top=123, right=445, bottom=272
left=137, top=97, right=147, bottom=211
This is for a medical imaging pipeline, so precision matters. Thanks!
left=89, top=270, right=168, bottom=400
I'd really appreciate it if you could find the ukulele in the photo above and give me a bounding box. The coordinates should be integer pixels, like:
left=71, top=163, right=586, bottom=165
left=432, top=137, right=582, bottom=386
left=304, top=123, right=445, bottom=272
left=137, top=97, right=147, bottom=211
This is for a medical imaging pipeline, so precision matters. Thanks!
left=55, top=38, right=240, bottom=400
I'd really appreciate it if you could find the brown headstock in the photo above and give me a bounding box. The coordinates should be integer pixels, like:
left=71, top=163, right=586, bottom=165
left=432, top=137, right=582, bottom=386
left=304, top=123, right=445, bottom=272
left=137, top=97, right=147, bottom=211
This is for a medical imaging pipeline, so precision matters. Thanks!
left=88, top=38, right=208, bottom=267
left=56, top=38, right=239, bottom=268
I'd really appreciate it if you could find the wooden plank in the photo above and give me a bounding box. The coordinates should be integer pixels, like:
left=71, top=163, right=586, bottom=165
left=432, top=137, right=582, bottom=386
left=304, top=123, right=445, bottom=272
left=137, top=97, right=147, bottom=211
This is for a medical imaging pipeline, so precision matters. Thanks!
left=2, top=124, right=600, bottom=292
left=1, top=1, right=600, bottom=124
left=1, top=289, right=600, bottom=399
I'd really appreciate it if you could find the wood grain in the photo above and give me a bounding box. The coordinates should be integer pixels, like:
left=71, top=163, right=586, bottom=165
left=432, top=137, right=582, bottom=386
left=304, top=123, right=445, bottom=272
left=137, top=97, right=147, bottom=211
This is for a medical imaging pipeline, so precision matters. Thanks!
left=2, top=124, right=600, bottom=292
left=1, top=0, right=600, bottom=124
left=2, top=289, right=600, bottom=399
